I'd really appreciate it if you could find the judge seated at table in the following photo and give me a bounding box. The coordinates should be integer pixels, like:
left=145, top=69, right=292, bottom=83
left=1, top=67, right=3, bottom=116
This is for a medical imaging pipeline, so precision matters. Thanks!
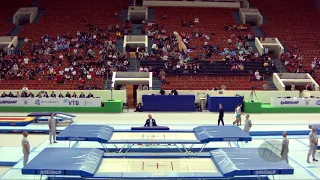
left=144, top=114, right=157, bottom=127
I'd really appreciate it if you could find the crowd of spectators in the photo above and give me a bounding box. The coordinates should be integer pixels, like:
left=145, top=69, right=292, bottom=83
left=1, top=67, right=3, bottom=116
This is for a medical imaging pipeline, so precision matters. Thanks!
left=0, top=19, right=132, bottom=89
left=280, top=46, right=317, bottom=75
left=139, top=16, right=276, bottom=85
left=0, top=91, right=95, bottom=98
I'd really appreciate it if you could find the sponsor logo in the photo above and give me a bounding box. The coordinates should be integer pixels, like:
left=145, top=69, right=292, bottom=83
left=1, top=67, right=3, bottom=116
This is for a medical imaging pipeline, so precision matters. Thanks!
left=40, top=170, right=63, bottom=175
left=35, top=99, right=41, bottom=105
left=0, top=100, right=17, bottom=104
left=316, top=100, right=320, bottom=105
left=305, top=100, right=310, bottom=105
left=254, top=170, right=277, bottom=175
left=35, top=99, right=60, bottom=105
left=24, top=100, right=28, bottom=105
left=152, top=173, right=166, bottom=177
left=223, top=138, right=239, bottom=141
left=68, top=137, right=86, bottom=141
left=64, top=99, right=79, bottom=106
left=280, top=101, right=299, bottom=105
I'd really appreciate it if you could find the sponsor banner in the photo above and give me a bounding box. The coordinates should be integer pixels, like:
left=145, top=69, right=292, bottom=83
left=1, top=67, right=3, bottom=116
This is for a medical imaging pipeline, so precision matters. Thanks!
left=0, top=98, right=101, bottom=107
left=271, top=98, right=320, bottom=107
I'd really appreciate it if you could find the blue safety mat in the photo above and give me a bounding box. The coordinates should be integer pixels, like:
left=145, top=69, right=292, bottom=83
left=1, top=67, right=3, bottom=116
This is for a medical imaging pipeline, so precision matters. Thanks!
left=22, top=148, right=104, bottom=177
left=210, top=148, right=294, bottom=177
left=194, top=126, right=252, bottom=143
left=56, top=125, right=114, bottom=143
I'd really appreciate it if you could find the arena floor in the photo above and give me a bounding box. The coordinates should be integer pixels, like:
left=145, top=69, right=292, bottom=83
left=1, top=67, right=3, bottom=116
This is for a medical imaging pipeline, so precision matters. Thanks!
left=0, top=111, right=319, bottom=179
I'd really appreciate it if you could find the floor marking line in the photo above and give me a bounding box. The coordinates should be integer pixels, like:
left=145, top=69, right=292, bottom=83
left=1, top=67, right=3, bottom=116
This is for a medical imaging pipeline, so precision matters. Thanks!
left=264, top=140, right=320, bottom=180
left=171, top=161, right=174, bottom=170
left=142, top=161, right=144, bottom=170
left=295, top=139, right=310, bottom=148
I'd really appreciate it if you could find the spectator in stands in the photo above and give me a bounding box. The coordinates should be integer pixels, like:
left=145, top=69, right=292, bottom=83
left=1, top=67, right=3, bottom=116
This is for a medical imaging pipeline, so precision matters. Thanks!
left=28, top=92, right=35, bottom=98
left=87, top=73, right=92, bottom=80
left=135, top=103, right=143, bottom=112
left=65, top=92, right=71, bottom=98
left=221, top=84, right=226, bottom=90
left=306, top=83, right=312, bottom=91
left=78, top=77, right=85, bottom=89
left=72, top=92, right=77, bottom=98
left=160, top=88, right=165, bottom=95
left=79, top=92, right=85, bottom=98
left=58, top=93, right=64, bottom=98
left=291, top=83, right=295, bottom=91
left=43, top=92, right=49, bottom=98
left=50, top=91, right=56, bottom=98
left=170, top=90, right=178, bottom=95
left=143, top=85, right=149, bottom=90
left=36, top=92, right=42, bottom=98
left=56, top=74, right=63, bottom=84
left=254, top=70, right=261, bottom=81
left=87, top=92, right=94, bottom=98
left=162, top=15, right=168, bottom=20
left=7, top=92, right=14, bottom=97
left=194, top=17, right=199, bottom=24
left=22, top=85, right=28, bottom=92
left=120, top=84, right=126, bottom=90
left=262, top=84, right=268, bottom=90
left=15, top=92, right=20, bottom=97
left=137, top=84, right=143, bottom=90
left=1, top=92, right=7, bottom=97
left=160, top=76, right=166, bottom=85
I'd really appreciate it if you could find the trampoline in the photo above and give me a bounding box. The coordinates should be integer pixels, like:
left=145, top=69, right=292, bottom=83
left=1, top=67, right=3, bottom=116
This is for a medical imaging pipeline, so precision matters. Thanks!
left=27, top=112, right=75, bottom=124
left=0, top=117, right=35, bottom=126
left=56, top=125, right=252, bottom=152
left=22, top=148, right=294, bottom=179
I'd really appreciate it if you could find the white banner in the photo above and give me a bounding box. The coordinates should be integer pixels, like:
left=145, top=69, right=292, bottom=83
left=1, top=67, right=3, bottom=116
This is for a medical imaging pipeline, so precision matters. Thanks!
left=271, top=98, right=320, bottom=107
left=0, top=98, right=102, bottom=107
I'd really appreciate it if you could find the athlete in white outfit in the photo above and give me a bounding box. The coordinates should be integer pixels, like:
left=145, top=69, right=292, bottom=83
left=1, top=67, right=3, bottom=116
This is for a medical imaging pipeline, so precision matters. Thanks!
left=48, top=113, right=57, bottom=144
left=21, top=131, right=30, bottom=166
left=281, top=131, right=289, bottom=164
left=307, top=126, right=318, bottom=163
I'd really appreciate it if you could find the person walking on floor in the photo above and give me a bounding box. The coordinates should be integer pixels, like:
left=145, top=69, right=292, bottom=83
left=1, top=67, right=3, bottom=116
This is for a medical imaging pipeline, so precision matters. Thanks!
left=307, top=126, right=318, bottom=163
left=281, top=131, right=289, bottom=164
left=48, top=113, right=57, bottom=144
left=233, top=104, right=243, bottom=126
left=22, top=131, right=30, bottom=166
left=243, top=114, right=252, bottom=143
left=218, top=103, right=224, bottom=126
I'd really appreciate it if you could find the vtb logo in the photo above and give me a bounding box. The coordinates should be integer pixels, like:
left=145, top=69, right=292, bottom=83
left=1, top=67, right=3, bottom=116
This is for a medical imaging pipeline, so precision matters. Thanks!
left=68, top=100, right=79, bottom=105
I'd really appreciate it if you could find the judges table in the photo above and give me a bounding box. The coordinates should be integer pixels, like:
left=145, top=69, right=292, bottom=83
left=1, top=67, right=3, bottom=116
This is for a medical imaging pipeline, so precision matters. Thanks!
left=271, top=98, right=320, bottom=107
left=207, top=95, right=244, bottom=112
left=142, top=95, right=196, bottom=111
left=131, top=126, right=170, bottom=130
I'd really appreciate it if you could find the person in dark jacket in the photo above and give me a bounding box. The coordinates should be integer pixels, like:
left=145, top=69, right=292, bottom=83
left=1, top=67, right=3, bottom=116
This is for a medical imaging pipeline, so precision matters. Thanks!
left=218, top=103, right=224, bottom=126
left=144, top=114, right=157, bottom=127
